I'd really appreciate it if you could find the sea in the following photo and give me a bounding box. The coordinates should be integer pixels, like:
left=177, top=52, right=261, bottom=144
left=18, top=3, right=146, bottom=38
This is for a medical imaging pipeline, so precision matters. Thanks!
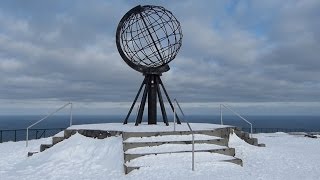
left=1, top=115, right=320, bottom=142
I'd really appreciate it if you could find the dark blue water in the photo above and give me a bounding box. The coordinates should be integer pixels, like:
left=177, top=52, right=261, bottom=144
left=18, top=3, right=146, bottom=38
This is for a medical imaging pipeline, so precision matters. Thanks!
left=1, top=115, right=320, bottom=130
left=1, top=115, right=320, bottom=142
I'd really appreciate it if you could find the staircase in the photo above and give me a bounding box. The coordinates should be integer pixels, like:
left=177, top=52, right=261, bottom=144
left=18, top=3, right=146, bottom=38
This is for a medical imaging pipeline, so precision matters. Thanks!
left=234, top=128, right=266, bottom=147
left=27, top=126, right=265, bottom=174
left=27, top=131, right=66, bottom=157
left=122, top=127, right=243, bottom=174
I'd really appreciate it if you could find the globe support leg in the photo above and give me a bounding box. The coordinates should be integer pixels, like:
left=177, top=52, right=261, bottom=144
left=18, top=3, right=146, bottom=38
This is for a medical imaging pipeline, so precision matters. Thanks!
left=156, top=76, right=169, bottom=126
left=123, top=78, right=146, bottom=124
left=136, top=76, right=150, bottom=126
left=148, top=75, right=157, bottom=124
left=158, top=78, right=181, bottom=124
left=124, top=74, right=177, bottom=126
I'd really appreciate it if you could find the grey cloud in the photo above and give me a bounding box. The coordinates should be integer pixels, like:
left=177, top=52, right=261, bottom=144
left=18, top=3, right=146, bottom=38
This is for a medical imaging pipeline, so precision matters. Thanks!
left=0, top=0, right=320, bottom=115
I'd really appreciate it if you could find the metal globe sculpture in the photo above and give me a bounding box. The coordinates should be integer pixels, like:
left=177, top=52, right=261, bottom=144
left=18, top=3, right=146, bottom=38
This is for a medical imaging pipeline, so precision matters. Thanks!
left=116, top=5, right=182, bottom=125
left=116, top=5, right=183, bottom=73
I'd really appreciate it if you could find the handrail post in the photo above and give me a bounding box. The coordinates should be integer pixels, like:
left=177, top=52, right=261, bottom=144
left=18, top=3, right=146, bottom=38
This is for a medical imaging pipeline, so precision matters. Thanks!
left=69, top=102, right=73, bottom=127
left=26, top=128, right=29, bottom=147
left=173, top=99, right=176, bottom=132
left=250, top=124, right=253, bottom=138
left=174, top=98, right=195, bottom=171
left=220, top=104, right=223, bottom=125
left=192, top=133, right=195, bottom=171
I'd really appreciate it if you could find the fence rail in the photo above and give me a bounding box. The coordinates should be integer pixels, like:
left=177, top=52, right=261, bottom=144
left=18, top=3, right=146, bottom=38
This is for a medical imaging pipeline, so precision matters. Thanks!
left=0, top=128, right=65, bottom=143
left=241, top=128, right=320, bottom=133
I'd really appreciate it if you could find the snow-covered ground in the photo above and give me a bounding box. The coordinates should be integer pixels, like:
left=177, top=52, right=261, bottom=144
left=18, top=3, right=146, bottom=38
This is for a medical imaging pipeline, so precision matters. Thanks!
left=68, top=123, right=232, bottom=132
left=0, top=132, right=319, bottom=180
left=124, top=134, right=221, bottom=142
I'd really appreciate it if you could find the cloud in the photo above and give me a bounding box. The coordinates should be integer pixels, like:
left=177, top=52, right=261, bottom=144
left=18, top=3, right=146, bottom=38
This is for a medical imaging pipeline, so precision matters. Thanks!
left=0, top=0, right=320, bottom=114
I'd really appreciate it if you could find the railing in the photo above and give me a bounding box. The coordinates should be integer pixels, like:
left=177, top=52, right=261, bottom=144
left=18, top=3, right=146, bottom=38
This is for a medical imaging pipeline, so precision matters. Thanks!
left=220, top=104, right=253, bottom=138
left=0, top=128, right=65, bottom=143
left=173, top=99, right=195, bottom=171
left=242, top=128, right=320, bottom=134
left=26, top=102, right=73, bottom=147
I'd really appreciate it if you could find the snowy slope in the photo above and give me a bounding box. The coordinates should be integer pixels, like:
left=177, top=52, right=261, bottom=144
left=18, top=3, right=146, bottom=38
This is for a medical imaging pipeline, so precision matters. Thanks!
left=124, top=134, right=221, bottom=142
left=0, top=132, right=320, bottom=180
left=1, top=133, right=124, bottom=180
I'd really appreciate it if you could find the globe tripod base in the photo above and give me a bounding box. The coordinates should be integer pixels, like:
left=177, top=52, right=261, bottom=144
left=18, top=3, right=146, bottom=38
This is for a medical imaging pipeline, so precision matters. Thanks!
left=123, top=74, right=181, bottom=125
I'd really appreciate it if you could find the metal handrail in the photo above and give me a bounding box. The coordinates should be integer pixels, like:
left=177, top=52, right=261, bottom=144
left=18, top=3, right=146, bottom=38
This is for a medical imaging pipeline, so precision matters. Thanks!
left=26, top=102, right=73, bottom=147
left=220, top=104, right=253, bottom=138
left=174, top=99, right=195, bottom=171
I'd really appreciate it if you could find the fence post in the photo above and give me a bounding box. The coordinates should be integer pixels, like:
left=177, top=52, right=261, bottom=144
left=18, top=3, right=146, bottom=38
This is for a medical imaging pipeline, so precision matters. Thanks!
left=173, top=100, right=176, bottom=132
left=14, top=130, right=17, bottom=142
left=220, top=104, right=223, bottom=125
left=69, top=102, right=73, bottom=127
left=26, top=128, right=29, bottom=147
left=0, top=130, right=2, bottom=143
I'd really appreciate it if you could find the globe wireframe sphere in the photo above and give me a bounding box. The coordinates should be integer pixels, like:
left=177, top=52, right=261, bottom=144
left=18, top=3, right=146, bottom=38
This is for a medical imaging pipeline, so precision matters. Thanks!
left=116, top=5, right=183, bottom=72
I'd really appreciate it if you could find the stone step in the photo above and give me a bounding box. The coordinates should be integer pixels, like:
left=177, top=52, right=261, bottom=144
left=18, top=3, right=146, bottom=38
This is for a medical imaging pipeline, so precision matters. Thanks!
left=235, top=130, right=250, bottom=139
left=234, top=129, right=265, bottom=147
left=52, top=136, right=65, bottom=145
left=124, top=159, right=243, bottom=174
left=27, top=151, right=39, bottom=157
left=64, top=129, right=121, bottom=139
left=245, top=138, right=258, bottom=146
left=125, top=147, right=235, bottom=162
left=223, top=157, right=243, bottom=166
left=124, top=152, right=242, bottom=174
left=40, top=144, right=53, bottom=152
left=258, top=143, right=266, bottom=147
left=123, top=138, right=228, bottom=152
left=122, top=128, right=231, bottom=140
left=29, top=130, right=120, bottom=157
left=124, top=134, right=222, bottom=142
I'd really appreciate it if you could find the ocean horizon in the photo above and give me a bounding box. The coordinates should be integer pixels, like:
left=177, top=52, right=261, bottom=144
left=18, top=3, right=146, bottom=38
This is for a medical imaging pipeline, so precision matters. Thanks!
left=1, top=114, right=320, bottom=130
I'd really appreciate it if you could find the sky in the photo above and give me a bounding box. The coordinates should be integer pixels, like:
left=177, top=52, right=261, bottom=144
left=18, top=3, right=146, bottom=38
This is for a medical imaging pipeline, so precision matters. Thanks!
left=0, top=0, right=320, bottom=115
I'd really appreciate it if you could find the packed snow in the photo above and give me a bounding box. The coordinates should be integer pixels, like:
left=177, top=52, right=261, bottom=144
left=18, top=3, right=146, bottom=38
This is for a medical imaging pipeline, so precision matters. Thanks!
left=1, top=132, right=320, bottom=180
left=0, top=133, right=124, bottom=180
left=125, top=143, right=226, bottom=154
left=124, top=134, right=221, bottom=143
left=126, top=152, right=235, bottom=167
left=68, top=123, right=232, bottom=132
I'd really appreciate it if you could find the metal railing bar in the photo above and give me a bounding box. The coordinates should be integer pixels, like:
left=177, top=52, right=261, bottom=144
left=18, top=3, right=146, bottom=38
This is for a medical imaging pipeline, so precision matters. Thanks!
left=27, top=103, right=71, bottom=129
left=173, top=102, right=176, bottom=131
left=174, top=98, right=195, bottom=171
left=26, top=102, right=73, bottom=147
left=69, top=103, right=73, bottom=127
left=220, top=104, right=223, bottom=125
left=221, top=104, right=253, bottom=138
